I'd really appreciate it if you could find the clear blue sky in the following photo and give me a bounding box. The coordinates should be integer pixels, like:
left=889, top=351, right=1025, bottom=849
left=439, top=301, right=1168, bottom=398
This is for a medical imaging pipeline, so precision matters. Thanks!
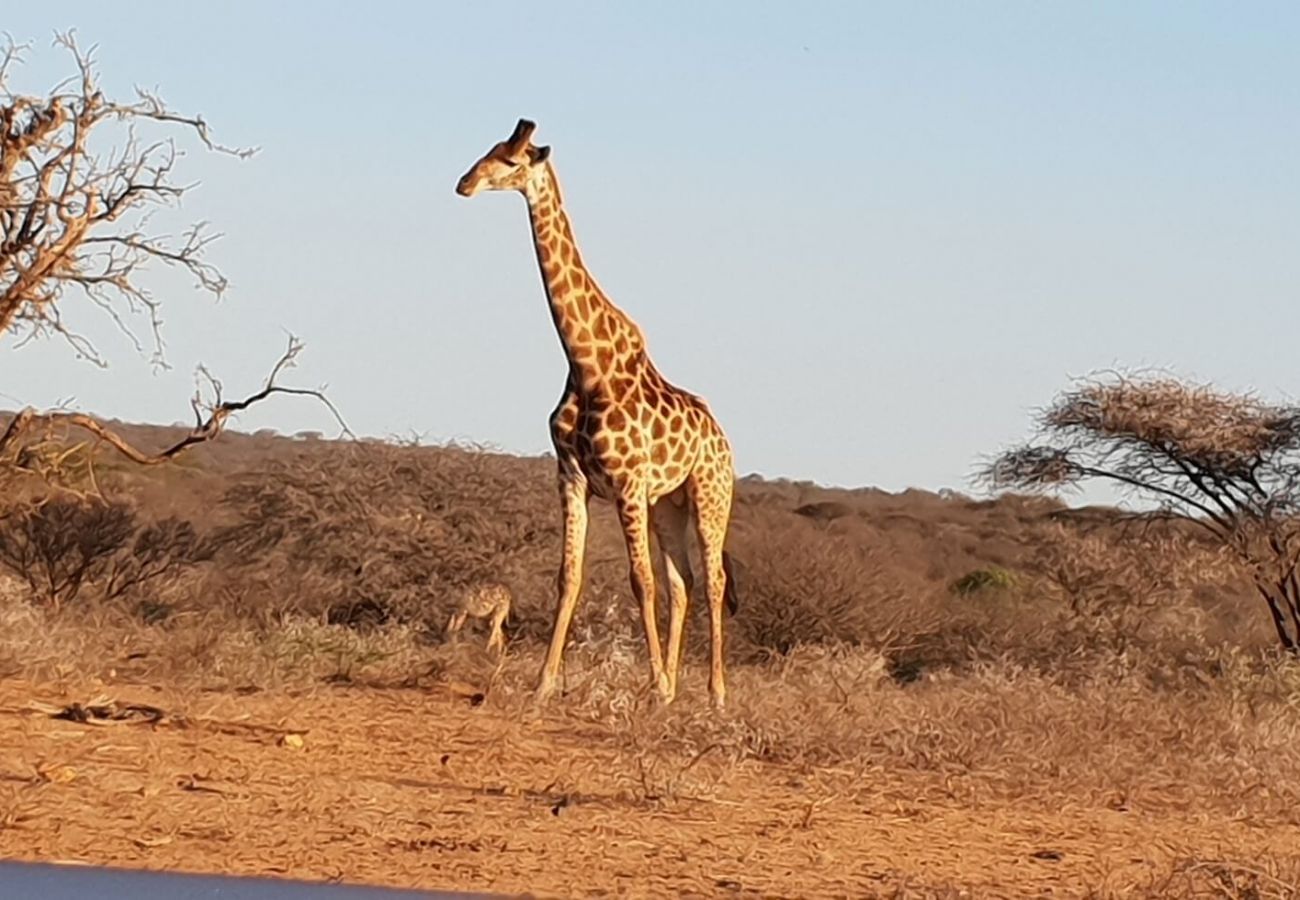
left=3, top=3, right=1298, bottom=493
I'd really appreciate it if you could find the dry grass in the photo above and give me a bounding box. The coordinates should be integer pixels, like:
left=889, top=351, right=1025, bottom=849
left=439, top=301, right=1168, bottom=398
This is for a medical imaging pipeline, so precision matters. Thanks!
left=8, top=594, right=1296, bottom=822
left=1, top=422, right=1299, bottom=895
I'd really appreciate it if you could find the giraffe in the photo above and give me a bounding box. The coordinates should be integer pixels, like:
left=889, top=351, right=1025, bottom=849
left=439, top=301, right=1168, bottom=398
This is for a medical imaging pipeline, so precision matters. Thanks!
left=455, top=118, right=740, bottom=707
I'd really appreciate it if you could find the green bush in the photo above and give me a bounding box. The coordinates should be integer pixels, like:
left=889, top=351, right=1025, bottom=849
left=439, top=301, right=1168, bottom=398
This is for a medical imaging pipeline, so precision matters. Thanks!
left=950, top=566, right=1019, bottom=597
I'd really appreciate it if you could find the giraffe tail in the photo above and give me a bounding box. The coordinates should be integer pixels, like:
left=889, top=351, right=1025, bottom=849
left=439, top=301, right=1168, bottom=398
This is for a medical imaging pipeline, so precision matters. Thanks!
left=722, top=550, right=740, bottom=616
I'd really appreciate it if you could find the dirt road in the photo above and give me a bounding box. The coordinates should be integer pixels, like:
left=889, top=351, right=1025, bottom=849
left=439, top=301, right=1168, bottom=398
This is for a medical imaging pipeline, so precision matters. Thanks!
left=0, top=679, right=1294, bottom=898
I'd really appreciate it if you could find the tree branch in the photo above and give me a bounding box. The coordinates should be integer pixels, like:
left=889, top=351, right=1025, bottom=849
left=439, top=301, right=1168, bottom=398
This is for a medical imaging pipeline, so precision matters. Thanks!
left=1, top=30, right=253, bottom=362
left=0, top=336, right=349, bottom=470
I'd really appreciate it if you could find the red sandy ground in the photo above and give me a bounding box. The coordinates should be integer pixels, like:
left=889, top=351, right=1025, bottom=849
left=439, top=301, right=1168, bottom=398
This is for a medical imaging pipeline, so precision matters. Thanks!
left=0, top=679, right=1295, bottom=898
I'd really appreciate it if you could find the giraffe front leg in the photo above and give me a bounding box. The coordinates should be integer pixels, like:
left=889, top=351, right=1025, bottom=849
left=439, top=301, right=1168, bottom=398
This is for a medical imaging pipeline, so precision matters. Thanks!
left=535, top=472, right=590, bottom=703
left=618, top=494, right=670, bottom=701
left=661, top=554, right=691, bottom=701
left=700, top=539, right=728, bottom=709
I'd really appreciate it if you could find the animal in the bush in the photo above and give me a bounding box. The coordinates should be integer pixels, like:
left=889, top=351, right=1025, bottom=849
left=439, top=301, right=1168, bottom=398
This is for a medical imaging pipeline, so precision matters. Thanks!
left=445, top=582, right=512, bottom=654
left=456, top=119, right=740, bottom=707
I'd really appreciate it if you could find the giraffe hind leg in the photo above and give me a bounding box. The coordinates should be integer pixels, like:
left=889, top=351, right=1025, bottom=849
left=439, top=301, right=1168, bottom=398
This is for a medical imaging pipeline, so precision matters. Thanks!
left=617, top=493, right=670, bottom=700
left=652, top=491, right=694, bottom=701
left=688, top=466, right=734, bottom=709
left=722, top=550, right=740, bottom=616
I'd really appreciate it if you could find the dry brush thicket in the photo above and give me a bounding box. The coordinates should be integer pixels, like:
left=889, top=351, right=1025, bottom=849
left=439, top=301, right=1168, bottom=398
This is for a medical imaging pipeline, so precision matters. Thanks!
left=1, top=421, right=1298, bottom=833
left=987, top=374, right=1300, bottom=653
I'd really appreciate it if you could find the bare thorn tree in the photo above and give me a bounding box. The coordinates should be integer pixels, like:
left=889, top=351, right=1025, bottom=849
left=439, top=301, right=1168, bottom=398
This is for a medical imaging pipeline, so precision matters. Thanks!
left=0, top=34, right=344, bottom=489
left=981, top=372, right=1300, bottom=653
left=1, top=32, right=257, bottom=362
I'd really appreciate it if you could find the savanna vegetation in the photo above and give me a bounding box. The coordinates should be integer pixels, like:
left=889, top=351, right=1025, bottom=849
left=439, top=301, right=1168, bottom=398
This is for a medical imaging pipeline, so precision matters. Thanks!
left=1, top=32, right=1298, bottom=900
left=1, top=420, right=1298, bottom=896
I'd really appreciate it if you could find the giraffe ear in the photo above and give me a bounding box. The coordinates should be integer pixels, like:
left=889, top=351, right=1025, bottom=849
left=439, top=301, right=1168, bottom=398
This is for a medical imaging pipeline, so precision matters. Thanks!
left=507, top=118, right=537, bottom=152
left=529, top=145, right=551, bottom=163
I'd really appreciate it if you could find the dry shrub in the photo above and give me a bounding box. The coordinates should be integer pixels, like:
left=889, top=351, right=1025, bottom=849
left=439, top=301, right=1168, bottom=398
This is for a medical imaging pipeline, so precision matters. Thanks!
left=3, top=422, right=1296, bottom=838
left=1026, top=522, right=1238, bottom=650
left=950, top=565, right=1018, bottom=596
left=0, top=430, right=1268, bottom=694
left=0, top=586, right=442, bottom=690
left=210, top=442, right=560, bottom=633
left=104, top=517, right=215, bottom=605
left=0, top=497, right=214, bottom=609
left=153, top=432, right=1262, bottom=691
left=458, top=640, right=1300, bottom=822
left=1134, top=858, right=1300, bottom=900
left=986, top=372, right=1300, bottom=653
left=728, top=517, right=938, bottom=659
left=3, top=529, right=1299, bottom=829
left=0, top=499, right=133, bottom=606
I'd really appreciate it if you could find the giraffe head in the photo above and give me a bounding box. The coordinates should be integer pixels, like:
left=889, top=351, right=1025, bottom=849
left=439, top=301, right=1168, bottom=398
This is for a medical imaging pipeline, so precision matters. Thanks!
left=455, top=118, right=552, bottom=197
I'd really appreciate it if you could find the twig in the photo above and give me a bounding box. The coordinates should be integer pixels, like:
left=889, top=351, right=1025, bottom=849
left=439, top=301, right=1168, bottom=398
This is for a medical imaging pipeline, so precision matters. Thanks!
left=1, top=335, right=349, bottom=470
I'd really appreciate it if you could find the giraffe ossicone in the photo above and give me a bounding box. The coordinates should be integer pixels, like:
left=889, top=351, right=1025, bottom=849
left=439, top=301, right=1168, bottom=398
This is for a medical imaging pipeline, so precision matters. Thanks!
left=456, top=118, right=739, bottom=707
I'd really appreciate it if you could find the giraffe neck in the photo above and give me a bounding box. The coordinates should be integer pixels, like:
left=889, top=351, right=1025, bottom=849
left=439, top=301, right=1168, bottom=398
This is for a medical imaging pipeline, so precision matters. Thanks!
left=524, top=163, right=644, bottom=391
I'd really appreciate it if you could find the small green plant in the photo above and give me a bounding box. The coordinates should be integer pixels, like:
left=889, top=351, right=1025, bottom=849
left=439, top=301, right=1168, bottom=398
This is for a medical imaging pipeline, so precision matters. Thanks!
left=950, top=566, right=1018, bottom=597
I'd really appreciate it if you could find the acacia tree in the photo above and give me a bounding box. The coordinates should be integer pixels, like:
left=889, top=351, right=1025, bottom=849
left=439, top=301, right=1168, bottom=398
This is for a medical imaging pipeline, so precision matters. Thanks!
left=982, top=373, right=1300, bottom=653
left=0, top=33, right=341, bottom=481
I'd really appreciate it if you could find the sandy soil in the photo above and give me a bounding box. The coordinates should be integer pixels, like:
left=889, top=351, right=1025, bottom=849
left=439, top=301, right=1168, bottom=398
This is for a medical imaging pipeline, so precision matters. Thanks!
left=0, top=679, right=1295, bottom=899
